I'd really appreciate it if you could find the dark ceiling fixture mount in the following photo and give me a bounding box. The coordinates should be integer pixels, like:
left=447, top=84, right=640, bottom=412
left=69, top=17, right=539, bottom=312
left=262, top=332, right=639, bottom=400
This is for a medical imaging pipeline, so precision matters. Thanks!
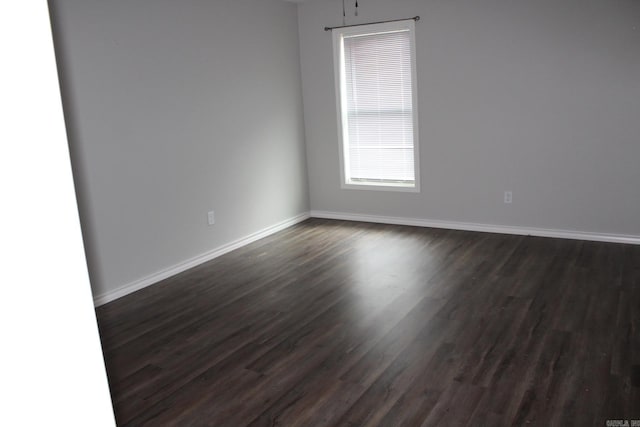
left=342, top=0, right=346, bottom=25
left=326, top=0, right=420, bottom=32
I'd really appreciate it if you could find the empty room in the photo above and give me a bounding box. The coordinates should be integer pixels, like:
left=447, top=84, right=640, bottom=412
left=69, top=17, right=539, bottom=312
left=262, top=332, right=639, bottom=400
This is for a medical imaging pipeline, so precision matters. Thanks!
left=3, top=0, right=639, bottom=426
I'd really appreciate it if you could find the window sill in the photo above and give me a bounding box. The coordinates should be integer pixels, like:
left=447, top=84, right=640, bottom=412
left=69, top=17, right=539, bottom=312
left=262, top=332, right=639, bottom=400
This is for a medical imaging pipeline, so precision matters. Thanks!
left=341, top=182, right=420, bottom=193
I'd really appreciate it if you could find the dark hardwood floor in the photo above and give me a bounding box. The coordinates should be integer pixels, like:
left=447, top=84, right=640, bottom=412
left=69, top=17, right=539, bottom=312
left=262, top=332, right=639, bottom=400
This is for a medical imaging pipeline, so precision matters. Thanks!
left=96, top=218, right=640, bottom=426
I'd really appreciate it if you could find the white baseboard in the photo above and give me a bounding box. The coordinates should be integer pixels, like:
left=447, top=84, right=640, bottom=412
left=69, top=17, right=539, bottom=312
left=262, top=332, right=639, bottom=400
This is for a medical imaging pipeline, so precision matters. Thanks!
left=93, top=212, right=310, bottom=306
left=94, top=210, right=639, bottom=306
left=310, top=210, right=640, bottom=245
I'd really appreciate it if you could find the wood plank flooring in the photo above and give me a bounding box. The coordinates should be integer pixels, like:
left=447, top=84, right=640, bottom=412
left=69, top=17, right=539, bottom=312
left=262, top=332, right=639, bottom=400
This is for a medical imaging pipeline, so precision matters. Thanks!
left=96, top=218, right=640, bottom=426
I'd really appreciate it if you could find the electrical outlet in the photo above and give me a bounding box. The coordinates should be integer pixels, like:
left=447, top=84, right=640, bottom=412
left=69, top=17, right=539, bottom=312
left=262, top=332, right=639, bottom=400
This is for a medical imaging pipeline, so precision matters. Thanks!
left=504, top=191, right=512, bottom=204
left=207, top=210, right=215, bottom=225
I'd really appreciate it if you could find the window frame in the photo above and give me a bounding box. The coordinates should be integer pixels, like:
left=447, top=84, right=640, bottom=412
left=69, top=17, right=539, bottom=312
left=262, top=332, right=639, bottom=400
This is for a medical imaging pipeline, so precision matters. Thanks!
left=332, top=19, right=420, bottom=193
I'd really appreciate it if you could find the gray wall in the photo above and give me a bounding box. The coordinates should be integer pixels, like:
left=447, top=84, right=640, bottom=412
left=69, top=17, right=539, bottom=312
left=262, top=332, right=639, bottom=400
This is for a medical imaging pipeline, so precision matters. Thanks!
left=50, top=0, right=309, bottom=299
left=298, top=0, right=640, bottom=236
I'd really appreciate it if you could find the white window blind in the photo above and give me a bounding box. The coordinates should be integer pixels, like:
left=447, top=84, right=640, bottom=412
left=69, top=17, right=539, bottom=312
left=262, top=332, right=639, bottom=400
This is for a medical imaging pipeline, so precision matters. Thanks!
left=334, top=21, right=419, bottom=190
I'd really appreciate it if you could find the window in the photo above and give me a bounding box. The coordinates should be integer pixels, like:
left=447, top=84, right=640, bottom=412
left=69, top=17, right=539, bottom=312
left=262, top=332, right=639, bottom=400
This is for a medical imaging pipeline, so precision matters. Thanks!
left=333, top=20, right=419, bottom=191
